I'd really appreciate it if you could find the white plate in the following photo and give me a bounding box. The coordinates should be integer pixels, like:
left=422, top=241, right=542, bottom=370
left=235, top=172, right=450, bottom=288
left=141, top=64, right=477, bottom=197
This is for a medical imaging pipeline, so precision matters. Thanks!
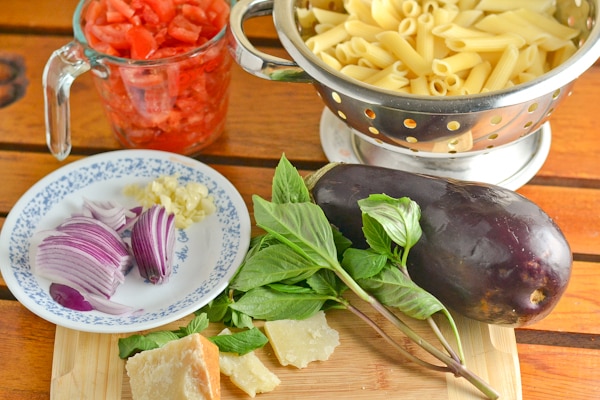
left=0, top=150, right=251, bottom=333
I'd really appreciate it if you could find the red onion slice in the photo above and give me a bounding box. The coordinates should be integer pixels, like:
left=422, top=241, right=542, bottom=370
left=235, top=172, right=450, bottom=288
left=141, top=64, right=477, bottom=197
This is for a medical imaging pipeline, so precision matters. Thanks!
left=130, top=205, right=176, bottom=285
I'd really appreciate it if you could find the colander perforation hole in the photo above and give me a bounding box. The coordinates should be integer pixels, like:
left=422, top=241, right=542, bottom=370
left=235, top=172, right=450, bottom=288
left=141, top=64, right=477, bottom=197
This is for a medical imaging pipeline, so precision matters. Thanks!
left=369, top=126, right=380, bottom=135
left=447, top=121, right=460, bottom=131
left=365, top=109, right=376, bottom=119
left=331, top=92, right=342, bottom=104
left=523, top=121, right=534, bottom=129
left=406, top=136, right=418, bottom=143
left=490, top=115, right=502, bottom=125
left=552, top=89, right=561, bottom=99
left=528, top=103, right=539, bottom=113
left=337, top=110, right=347, bottom=120
left=404, top=119, right=417, bottom=129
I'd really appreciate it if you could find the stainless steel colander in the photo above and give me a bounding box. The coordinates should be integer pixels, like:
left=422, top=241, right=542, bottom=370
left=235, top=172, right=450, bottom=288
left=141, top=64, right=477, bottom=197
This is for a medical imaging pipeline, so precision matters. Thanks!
left=228, top=0, right=600, bottom=185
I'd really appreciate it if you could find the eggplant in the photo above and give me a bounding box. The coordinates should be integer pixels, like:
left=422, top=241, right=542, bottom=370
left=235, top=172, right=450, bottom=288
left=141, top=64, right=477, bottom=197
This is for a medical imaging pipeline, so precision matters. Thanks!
left=306, top=163, right=572, bottom=327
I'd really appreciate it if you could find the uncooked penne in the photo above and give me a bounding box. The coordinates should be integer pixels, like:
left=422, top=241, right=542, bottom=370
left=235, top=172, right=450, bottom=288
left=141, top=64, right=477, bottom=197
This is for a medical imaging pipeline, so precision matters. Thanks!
left=340, top=64, right=379, bottom=81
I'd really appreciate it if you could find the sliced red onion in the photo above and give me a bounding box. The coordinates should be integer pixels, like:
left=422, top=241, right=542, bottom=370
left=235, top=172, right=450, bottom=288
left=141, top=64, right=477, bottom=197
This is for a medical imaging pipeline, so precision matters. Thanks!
left=33, top=216, right=134, bottom=300
left=49, top=283, right=93, bottom=311
left=81, top=199, right=138, bottom=232
left=130, top=205, right=176, bottom=285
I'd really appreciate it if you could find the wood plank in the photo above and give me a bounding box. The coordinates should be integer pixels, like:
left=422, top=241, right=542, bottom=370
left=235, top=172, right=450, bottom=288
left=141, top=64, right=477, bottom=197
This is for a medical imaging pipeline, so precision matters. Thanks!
left=516, top=185, right=600, bottom=256
left=0, top=300, right=55, bottom=400
left=0, top=0, right=279, bottom=39
left=1, top=34, right=599, bottom=180
left=517, top=343, right=600, bottom=400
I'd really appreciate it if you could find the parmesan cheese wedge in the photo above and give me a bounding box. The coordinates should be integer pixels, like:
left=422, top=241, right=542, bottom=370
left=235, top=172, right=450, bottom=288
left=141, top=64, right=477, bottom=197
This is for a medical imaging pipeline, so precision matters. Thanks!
left=126, top=333, right=220, bottom=400
left=264, top=311, right=340, bottom=369
left=218, top=328, right=281, bottom=398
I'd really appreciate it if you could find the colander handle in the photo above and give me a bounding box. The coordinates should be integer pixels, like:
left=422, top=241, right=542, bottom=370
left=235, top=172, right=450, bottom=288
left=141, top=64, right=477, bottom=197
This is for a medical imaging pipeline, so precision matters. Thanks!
left=228, top=0, right=313, bottom=82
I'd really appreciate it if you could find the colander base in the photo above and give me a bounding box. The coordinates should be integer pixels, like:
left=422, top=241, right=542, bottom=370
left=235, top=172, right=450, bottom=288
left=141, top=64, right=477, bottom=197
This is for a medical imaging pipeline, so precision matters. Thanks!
left=319, top=108, right=551, bottom=190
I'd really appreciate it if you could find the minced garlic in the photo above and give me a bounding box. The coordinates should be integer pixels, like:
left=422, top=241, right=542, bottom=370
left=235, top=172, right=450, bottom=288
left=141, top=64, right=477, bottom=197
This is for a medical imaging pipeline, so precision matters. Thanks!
left=124, top=174, right=216, bottom=229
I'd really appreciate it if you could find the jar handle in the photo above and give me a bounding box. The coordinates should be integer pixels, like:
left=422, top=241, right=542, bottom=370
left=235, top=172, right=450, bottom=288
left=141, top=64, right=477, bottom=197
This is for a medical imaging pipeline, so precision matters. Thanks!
left=43, top=41, right=90, bottom=161
left=228, top=0, right=312, bottom=82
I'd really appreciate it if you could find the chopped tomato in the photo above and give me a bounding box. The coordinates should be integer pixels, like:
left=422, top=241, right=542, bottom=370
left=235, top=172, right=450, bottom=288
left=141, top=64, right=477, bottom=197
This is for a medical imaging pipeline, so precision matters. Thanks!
left=143, top=0, right=176, bottom=23
left=82, top=0, right=232, bottom=154
left=127, top=25, right=158, bottom=59
left=90, top=23, right=133, bottom=50
left=167, top=15, right=202, bottom=44
left=107, top=0, right=135, bottom=20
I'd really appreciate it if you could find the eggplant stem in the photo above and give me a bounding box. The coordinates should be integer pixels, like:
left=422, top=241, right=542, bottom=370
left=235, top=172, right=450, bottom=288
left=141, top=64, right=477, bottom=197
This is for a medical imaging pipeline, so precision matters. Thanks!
left=345, top=302, right=450, bottom=373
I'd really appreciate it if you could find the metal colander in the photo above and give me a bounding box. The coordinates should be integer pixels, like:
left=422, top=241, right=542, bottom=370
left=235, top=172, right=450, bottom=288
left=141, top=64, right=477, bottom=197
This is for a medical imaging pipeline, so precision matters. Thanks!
left=229, top=0, right=600, bottom=184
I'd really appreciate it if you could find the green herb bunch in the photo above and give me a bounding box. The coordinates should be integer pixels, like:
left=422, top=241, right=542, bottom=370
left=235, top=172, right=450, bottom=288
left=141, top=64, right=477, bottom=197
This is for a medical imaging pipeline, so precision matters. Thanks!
left=200, top=155, right=499, bottom=399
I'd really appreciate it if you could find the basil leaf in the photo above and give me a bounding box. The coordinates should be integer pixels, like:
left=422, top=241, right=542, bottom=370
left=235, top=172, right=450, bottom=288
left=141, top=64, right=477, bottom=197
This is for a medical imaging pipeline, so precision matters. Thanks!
left=271, top=154, right=311, bottom=204
left=230, top=286, right=327, bottom=320
left=306, top=269, right=345, bottom=297
left=209, top=327, right=269, bottom=355
left=230, top=243, right=321, bottom=291
left=268, top=283, right=316, bottom=294
left=180, top=313, right=209, bottom=336
left=252, top=197, right=339, bottom=270
left=341, top=248, right=388, bottom=280
left=358, top=264, right=445, bottom=320
left=358, top=195, right=422, bottom=251
left=231, top=310, right=255, bottom=329
left=196, top=291, right=233, bottom=322
left=361, top=213, right=392, bottom=257
left=118, top=330, right=180, bottom=359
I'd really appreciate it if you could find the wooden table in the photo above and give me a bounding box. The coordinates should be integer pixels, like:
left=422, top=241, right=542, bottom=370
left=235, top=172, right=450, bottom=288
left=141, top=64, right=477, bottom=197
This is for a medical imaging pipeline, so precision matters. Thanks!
left=1, top=1, right=599, bottom=399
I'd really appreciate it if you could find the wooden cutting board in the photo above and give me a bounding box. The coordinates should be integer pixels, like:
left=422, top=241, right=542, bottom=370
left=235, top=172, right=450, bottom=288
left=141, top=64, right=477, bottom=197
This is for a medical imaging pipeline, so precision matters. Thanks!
left=50, top=302, right=522, bottom=400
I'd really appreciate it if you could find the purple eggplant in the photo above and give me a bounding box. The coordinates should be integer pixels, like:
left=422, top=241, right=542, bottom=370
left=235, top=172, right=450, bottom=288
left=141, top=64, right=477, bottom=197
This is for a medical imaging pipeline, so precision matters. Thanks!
left=307, top=163, right=572, bottom=327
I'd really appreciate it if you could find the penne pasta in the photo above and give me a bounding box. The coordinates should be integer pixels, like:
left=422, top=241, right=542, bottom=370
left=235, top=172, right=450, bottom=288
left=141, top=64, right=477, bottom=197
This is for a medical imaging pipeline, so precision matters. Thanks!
left=483, top=45, right=520, bottom=92
left=340, top=64, right=380, bottom=81
left=432, top=51, right=483, bottom=75
left=378, top=31, right=432, bottom=76
left=305, top=23, right=350, bottom=54
left=344, top=20, right=385, bottom=42
left=372, top=0, right=402, bottom=30
left=475, top=0, right=554, bottom=13
left=416, top=13, right=435, bottom=63
left=312, top=8, right=350, bottom=26
left=446, top=33, right=526, bottom=52
left=462, top=61, right=492, bottom=94
left=350, top=37, right=397, bottom=68
left=299, top=0, right=581, bottom=96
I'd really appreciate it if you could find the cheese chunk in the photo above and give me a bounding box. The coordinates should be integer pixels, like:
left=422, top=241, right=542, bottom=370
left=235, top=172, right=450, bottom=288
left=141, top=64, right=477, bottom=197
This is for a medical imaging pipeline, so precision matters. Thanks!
left=264, top=311, right=340, bottom=368
left=126, top=333, right=220, bottom=400
left=218, top=328, right=280, bottom=398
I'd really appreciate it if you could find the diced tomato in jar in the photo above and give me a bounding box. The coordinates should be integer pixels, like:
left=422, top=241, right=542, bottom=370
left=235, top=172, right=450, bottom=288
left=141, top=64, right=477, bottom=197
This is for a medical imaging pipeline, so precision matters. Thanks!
left=81, top=0, right=231, bottom=154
